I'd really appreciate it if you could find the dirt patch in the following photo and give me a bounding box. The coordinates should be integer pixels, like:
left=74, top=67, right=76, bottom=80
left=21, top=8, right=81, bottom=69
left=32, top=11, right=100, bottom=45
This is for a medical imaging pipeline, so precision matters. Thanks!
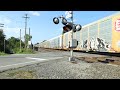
left=76, top=57, right=108, bottom=63
left=76, top=56, right=120, bottom=65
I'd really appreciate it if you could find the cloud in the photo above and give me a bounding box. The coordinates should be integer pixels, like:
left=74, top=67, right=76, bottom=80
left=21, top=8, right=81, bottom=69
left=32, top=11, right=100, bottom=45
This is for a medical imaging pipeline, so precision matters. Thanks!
left=28, top=11, right=40, bottom=16
left=0, top=16, right=25, bottom=40
left=3, top=27, right=24, bottom=40
left=0, top=17, right=11, bottom=25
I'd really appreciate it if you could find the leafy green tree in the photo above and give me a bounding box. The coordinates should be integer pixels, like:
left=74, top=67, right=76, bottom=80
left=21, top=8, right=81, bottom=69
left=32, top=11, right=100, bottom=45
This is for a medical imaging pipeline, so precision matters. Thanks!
left=0, top=29, right=33, bottom=54
left=24, top=34, right=32, bottom=47
left=7, top=37, right=25, bottom=53
left=0, top=29, right=5, bottom=52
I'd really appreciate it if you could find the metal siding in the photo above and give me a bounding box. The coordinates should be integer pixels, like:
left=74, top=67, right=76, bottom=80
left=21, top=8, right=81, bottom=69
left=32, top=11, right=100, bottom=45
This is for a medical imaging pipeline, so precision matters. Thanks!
left=80, top=30, right=82, bottom=49
left=112, top=15, right=120, bottom=52
left=63, top=34, right=65, bottom=48
left=88, top=23, right=98, bottom=50
left=56, top=37, right=59, bottom=48
left=99, top=18, right=112, bottom=52
left=59, top=35, right=62, bottom=48
left=81, top=27, right=88, bottom=50
left=54, top=39, right=56, bottom=48
left=76, top=31, right=80, bottom=49
left=65, top=33, right=68, bottom=48
left=73, top=32, right=76, bottom=39
left=89, top=23, right=98, bottom=40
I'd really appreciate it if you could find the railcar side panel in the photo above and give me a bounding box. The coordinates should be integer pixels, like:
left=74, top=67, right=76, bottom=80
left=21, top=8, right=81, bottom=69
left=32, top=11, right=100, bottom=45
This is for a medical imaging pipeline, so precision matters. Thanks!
left=89, top=23, right=98, bottom=51
left=63, top=33, right=69, bottom=49
left=99, top=18, right=112, bottom=52
left=81, top=27, right=88, bottom=51
left=75, top=31, right=81, bottom=50
left=111, top=15, right=120, bottom=52
left=59, top=35, right=63, bottom=49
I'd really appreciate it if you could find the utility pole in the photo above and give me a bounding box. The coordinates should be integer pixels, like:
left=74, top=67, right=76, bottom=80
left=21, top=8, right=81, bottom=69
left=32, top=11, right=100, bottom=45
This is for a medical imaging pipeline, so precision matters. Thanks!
left=28, top=28, right=31, bottom=49
left=29, top=28, right=30, bottom=41
left=20, top=29, right=21, bottom=52
left=4, top=38, right=5, bottom=53
left=22, top=14, right=30, bottom=49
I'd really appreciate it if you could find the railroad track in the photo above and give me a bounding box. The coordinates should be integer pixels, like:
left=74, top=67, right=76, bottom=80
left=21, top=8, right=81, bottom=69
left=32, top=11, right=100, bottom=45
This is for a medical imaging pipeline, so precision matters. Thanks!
left=75, top=55, right=120, bottom=65
left=73, top=50, right=120, bottom=65
left=37, top=48, right=120, bottom=65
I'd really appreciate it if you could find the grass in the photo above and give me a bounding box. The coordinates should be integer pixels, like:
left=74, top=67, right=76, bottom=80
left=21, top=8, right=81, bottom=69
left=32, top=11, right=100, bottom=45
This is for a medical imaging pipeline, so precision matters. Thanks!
left=0, top=48, right=35, bottom=55
left=15, top=48, right=36, bottom=54
left=0, top=52, right=8, bottom=56
left=7, top=70, right=37, bottom=79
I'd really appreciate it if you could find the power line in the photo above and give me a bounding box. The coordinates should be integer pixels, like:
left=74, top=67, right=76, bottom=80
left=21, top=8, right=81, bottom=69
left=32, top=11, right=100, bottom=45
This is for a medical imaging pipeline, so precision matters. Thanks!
left=22, top=14, right=30, bottom=49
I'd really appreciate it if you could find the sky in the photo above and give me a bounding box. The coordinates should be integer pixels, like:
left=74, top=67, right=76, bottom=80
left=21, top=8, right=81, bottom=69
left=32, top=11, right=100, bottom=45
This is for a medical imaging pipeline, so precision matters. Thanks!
left=0, top=11, right=118, bottom=44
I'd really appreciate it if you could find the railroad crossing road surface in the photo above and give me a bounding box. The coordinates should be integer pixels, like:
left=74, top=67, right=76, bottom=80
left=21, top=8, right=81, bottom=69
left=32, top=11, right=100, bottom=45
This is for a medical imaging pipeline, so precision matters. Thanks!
left=0, top=52, right=64, bottom=72
left=0, top=50, right=108, bottom=72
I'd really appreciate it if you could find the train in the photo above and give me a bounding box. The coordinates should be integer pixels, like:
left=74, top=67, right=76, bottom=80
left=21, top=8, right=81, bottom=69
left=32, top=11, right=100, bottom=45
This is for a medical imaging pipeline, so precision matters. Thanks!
left=38, top=12, right=120, bottom=53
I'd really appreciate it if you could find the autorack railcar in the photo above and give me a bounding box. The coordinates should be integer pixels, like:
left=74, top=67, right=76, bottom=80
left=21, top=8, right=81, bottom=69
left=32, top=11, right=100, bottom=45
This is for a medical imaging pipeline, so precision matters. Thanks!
left=39, top=12, right=120, bottom=53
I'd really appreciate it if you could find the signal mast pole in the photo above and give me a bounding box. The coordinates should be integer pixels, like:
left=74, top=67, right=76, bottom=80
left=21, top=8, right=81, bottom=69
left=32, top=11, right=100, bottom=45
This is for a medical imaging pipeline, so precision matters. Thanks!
left=69, top=11, right=75, bottom=62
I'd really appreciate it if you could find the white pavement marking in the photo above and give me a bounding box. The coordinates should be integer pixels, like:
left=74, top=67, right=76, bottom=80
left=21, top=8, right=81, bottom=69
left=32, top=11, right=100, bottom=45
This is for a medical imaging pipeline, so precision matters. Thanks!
left=0, top=60, right=40, bottom=68
left=26, top=57, right=63, bottom=61
left=47, top=57, right=63, bottom=60
left=26, top=57, right=47, bottom=61
left=0, top=57, right=63, bottom=69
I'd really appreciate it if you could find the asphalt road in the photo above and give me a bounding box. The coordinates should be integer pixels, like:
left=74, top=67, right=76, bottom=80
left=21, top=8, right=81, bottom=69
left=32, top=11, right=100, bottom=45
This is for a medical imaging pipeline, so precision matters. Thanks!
left=0, top=49, right=109, bottom=72
left=0, top=52, right=65, bottom=72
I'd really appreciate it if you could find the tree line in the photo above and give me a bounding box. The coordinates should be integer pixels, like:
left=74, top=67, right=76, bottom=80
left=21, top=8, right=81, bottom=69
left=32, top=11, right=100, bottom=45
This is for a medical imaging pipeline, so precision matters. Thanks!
left=0, top=29, right=32, bottom=54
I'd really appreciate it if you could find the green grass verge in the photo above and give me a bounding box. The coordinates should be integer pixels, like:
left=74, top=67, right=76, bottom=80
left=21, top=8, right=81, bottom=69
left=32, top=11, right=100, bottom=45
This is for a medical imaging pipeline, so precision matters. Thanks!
left=0, top=52, right=8, bottom=56
left=15, top=48, right=35, bottom=54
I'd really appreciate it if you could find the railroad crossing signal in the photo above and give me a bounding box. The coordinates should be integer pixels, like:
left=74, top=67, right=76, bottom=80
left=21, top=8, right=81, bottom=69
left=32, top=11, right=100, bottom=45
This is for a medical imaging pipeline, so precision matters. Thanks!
left=53, top=16, right=82, bottom=33
left=63, top=22, right=82, bottom=33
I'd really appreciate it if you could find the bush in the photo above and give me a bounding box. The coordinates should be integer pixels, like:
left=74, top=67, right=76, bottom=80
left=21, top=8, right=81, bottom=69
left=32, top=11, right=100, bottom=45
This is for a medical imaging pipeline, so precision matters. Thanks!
left=16, top=48, right=35, bottom=54
left=0, top=52, right=7, bottom=55
left=0, top=48, right=35, bottom=55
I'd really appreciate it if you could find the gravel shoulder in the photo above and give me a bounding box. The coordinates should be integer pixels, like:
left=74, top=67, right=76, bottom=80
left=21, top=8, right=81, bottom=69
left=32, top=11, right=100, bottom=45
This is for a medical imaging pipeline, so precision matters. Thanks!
left=0, top=48, right=120, bottom=79
left=0, top=57, right=120, bottom=79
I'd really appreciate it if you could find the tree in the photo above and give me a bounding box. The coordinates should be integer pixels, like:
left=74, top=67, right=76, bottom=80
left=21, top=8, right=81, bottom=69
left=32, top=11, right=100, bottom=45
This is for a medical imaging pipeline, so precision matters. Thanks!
left=0, top=29, right=5, bottom=52
left=24, top=34, right=32, bottom=47
left=7, top=37, right=25, bottom=53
